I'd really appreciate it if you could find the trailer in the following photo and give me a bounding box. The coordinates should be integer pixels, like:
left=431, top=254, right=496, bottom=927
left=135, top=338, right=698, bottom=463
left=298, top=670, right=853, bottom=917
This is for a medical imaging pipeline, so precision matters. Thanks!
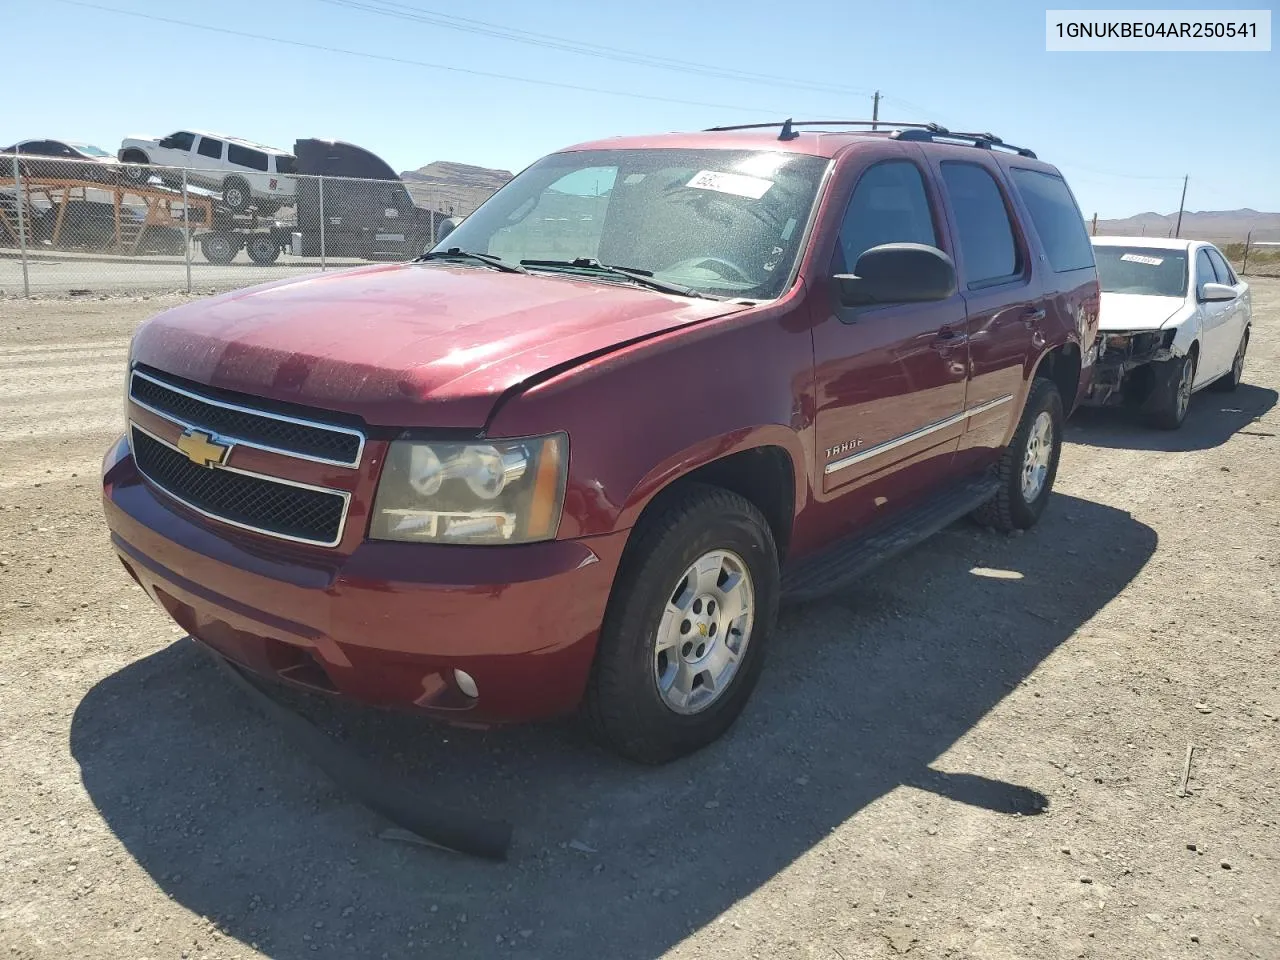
left=0, top=173, right=214, bottom=256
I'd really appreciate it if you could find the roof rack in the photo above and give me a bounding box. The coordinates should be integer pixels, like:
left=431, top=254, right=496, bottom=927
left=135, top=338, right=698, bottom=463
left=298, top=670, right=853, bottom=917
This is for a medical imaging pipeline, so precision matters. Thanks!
left=703, top=118, right=1036, bottom=158
left=889, top=126, right=1037, bottom=158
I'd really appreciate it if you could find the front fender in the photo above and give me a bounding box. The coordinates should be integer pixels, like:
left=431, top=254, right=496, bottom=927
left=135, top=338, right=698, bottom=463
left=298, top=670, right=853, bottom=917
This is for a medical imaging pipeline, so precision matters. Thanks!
left=485, top=296, right=816, bottom=539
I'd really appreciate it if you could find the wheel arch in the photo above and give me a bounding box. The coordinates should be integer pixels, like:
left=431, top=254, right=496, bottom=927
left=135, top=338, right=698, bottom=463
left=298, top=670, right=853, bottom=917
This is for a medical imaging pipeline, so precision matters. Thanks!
left=1030, top=340, right=1083, bottom=413
left=622, top=440, right=801, bottom=565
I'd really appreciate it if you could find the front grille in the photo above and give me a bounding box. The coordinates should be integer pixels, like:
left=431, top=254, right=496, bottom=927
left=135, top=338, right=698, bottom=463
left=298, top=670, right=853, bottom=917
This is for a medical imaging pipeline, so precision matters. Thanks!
left=131, top=426, right=348, bottom=546
left=130, top=368, right=363, bottom=467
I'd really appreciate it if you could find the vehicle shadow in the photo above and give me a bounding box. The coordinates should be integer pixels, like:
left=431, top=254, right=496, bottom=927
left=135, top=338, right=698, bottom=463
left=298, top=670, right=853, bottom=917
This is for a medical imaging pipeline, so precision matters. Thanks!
left=71, top=493, right=1155, bottom=960
left=1068, top=383, right=1278, bottom=452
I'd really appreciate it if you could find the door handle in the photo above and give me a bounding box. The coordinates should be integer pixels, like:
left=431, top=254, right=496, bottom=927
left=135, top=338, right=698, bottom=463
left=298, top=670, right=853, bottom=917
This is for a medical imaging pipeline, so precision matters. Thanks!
left=932, top=326, right=967, bottom=352
left=1023, top=307, right=1047, bottom=327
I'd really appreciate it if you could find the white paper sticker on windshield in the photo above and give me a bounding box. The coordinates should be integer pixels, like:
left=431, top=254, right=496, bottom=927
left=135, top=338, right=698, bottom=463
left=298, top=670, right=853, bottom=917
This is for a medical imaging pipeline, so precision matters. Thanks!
left=1120, top=253, right=1164, bottom=266
left=686, top=170, right=774, bottom=199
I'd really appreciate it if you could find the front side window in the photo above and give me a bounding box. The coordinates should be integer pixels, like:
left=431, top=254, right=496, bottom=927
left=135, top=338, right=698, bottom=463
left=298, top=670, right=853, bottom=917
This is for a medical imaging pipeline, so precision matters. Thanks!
left=165, top=131, right=196, bottom=151
left=1206, top=247, right=1236, bottom=285
left=940, top=161, right=1020, bottom=286
left=833, top=160, right=937, bottom=273
left=1093, top=246, right=1188, bottom=297
left=436, top=148, right=830, bottom=300
left=1195, top=248, right=1217, bottom=291
left=1009, top=167, right=1094, bottom=273
left=228, top=144, right=269, bottom=171
left=197, top=137, right=224, bottom=160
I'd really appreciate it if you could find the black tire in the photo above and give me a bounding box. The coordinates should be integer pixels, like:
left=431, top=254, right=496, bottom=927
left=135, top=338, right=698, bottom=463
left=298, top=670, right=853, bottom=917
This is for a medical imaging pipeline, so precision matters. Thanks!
left=255, top=201, right=281, bottom=218
left=222, top=177, right=252, bottom=213
left=246, top=234, right=280, bottom=265
left=972, top=377, right=1064, bottom=532
left=585, top=484, right=779, bottom=764
left=120, top=151, right=149, bottom=184
left=1210, top=329, right=1248, bottom=392
left=1144, top=352, right=1195, bottom=430
left=200, top=232, right=239, bottom=265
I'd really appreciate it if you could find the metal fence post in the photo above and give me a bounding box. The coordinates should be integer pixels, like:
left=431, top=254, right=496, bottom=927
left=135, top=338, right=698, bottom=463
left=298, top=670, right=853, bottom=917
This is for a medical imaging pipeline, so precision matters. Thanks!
left=1241, top=231, right=1252, bottom=275
left=13, top=148, right=30, bottom=298
left=182, top=168, right=192, bottom=293
left=318, top=176, right=326, bottom=272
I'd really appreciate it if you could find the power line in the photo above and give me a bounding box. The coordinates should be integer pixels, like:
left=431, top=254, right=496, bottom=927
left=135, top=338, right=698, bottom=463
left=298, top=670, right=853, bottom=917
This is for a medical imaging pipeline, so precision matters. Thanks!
left=314, top=0, right=882, bottom=99
left=42, top=0, right=804, bottom=117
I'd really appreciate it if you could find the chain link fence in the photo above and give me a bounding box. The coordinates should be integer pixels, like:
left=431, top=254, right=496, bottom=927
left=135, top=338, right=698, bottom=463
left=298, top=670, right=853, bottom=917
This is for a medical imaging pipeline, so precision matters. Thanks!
left=1, top=153, right=462, bottom=298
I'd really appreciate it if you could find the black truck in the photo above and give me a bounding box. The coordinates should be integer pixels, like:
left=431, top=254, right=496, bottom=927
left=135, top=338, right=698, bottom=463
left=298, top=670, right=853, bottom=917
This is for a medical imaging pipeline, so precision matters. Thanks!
left=197, top=138, right=442, bottom=265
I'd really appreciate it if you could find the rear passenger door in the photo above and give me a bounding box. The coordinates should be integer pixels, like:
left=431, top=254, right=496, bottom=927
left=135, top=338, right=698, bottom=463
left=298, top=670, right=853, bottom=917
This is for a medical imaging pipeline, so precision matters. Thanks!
left=928, top=152, right=1042, bottom=471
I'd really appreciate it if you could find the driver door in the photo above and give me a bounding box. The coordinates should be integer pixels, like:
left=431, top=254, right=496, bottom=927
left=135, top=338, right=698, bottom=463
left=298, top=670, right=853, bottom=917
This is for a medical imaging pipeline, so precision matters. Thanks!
left=1194, top=246, right=1232, bottom=383
left=812, top=155, right=968, bottom=535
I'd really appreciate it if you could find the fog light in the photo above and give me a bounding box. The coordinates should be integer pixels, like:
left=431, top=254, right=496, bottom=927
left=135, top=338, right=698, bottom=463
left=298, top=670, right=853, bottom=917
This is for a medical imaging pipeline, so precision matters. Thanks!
left=453, top=668, right=479, bottom=699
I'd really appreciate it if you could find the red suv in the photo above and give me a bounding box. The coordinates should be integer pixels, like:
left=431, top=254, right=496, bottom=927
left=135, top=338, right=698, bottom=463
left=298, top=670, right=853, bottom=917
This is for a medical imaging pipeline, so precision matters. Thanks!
left=102, top=121, right=1099, bottom=763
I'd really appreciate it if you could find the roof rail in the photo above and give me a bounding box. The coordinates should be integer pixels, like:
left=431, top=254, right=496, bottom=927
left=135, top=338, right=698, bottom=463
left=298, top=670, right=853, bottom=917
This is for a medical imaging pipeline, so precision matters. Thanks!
left=704, top=118, right=944, bottom=139
left=889, top=126, right=1037, bottom=158
left=703, top=118, right=1037, bottom=158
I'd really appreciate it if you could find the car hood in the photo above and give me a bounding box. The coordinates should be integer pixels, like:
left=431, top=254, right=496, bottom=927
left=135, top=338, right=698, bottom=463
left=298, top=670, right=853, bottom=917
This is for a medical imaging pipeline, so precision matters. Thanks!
left=130, top=262, right=748, bottom=428
left=1098, top=292, right=1186, bottom=331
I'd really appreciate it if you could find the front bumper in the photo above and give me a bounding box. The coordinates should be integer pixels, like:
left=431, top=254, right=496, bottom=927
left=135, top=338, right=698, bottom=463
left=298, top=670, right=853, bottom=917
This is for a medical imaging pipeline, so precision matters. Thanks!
left=102, top=436, right=629, bottom=723
left=1081, top=329, right=1178, bottom=407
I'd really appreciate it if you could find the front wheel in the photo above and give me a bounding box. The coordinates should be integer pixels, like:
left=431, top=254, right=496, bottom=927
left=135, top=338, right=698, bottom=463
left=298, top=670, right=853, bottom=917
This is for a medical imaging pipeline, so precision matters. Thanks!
left=585, top=484, right=779, bottom=764
left=1145, top=353, right=1195, bottom=430
left=972, top=377, right=1064, bottom=532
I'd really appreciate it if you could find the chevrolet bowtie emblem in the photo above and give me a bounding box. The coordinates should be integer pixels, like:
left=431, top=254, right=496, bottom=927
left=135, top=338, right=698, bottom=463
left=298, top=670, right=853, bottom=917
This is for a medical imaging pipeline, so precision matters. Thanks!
left=176, top=428, right=230, bottom=468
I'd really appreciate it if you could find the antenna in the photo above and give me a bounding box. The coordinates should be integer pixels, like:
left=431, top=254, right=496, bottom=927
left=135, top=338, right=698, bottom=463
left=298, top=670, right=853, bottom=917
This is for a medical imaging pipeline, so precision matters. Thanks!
left=778, top=118, right=798, bottom=141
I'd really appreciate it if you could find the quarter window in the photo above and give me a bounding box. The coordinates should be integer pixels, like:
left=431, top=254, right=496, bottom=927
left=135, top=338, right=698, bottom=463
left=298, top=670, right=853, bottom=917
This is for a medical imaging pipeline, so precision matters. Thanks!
left=834, top=161, right=937, bottom=273
left=1009, top=167, right=1094, bottom=272
left=197, top=137, right=224, bottom=160
left=940, top=161, right=1020, bottom=286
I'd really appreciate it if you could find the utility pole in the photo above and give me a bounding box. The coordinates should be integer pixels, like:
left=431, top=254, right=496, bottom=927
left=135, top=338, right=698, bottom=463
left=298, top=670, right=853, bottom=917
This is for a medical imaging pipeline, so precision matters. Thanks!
left=872, top=90, right=880, bottom=130
left=1090, top=212, right=1097, bottom=236
left=1174, top=174, right=1188, bottom=238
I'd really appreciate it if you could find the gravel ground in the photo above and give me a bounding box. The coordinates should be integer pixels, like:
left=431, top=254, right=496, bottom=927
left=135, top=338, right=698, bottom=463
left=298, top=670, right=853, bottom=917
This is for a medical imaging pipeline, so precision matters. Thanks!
left=1, top=284, right=1277, bottom=960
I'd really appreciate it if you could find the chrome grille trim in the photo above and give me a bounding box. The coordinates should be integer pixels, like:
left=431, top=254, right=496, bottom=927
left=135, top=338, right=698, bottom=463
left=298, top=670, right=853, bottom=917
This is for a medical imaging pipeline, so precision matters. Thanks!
left=128, top=421, right=352, bottom=548
left=128, top=367, right=366, bottom=469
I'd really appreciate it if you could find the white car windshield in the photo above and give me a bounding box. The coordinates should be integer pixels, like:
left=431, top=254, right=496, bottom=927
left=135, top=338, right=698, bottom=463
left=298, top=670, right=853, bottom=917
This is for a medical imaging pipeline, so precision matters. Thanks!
left=1094, top=246, right=1188, bottom=297
left=433, top=148, right=830, bottom=300
left=70, top=143, right=111, bottom=157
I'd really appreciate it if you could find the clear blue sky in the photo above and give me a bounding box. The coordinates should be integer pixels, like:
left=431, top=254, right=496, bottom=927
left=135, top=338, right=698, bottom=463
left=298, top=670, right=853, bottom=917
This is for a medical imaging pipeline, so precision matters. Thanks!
left=7, top=0, right=1277, bottom=218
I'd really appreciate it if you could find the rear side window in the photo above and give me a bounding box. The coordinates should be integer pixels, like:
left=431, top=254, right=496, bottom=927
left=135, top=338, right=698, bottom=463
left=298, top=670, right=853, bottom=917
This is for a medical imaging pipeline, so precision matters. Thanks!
left=939, top=162, right=1020, bottom=286
left=197, top=137, right=223, bottom=160
left=1206, top=247, right=1236, bottom=285
left=228, top=144, right=269, bottom=171
left=834, top=160, right=937, bottom=273
left=1010, top=168, right=1094, bottom=272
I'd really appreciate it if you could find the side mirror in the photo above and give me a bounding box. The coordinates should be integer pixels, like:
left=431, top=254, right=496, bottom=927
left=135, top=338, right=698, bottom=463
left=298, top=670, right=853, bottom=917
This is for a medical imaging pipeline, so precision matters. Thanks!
left=835, top=243, right=957, bottom=308
left=435, top=217, right=459, bottom=244
left=1199, top=281, right=1236, bottom=303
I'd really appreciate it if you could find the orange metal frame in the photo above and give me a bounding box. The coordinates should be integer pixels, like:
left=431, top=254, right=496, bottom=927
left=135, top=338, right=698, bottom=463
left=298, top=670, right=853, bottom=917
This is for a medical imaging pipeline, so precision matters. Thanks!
left=0, top=175, right=215, bottom=253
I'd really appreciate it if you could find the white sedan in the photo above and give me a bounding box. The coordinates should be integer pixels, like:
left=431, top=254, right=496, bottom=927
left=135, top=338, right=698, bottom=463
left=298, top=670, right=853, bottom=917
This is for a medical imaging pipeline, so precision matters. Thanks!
left=1083, top=236, right=1252, bottom=429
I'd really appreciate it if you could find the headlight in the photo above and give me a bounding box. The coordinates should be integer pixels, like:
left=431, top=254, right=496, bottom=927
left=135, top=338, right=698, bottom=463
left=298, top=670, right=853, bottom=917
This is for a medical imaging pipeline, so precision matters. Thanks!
left=370, top=434, right=568, bottom=544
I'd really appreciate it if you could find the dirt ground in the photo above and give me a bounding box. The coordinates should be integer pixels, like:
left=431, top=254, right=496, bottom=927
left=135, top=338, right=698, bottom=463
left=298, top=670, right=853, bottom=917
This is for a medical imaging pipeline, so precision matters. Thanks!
left=1, top=284, right=1277, bottom=960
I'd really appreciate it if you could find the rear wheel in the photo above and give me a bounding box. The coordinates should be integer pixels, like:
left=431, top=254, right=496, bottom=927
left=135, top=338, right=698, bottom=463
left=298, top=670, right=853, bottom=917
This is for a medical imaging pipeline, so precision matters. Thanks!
left=120, top=150, right=149, bottom=184
left=972, top=377, right=1064, bottom=532
left=1145, top=353, right=1195, bottom=429
left=246, top=234, right=280, bottom=265
left=585, top=484, right=779, bottom=764
left=222, top=177, right=252, bottom=213
left=1210, top=330, right=1248, bottom=392
left=200, top=232, right=238, bottom=265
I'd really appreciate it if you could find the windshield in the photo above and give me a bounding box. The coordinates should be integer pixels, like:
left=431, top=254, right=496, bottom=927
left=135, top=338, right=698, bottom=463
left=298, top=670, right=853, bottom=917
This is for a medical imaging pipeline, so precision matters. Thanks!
left=69, top=143, right=110, bottom=157
left=1094, top=245, right=1188, bottom=298
left=433, top=148, right=829, bottom=300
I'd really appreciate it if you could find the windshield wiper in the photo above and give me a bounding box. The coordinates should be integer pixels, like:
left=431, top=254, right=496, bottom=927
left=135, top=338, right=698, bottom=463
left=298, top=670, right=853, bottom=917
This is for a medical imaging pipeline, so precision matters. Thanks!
left=415, top=248, right=527, bottom=274
left=519, top=258, right=709, bottom=299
